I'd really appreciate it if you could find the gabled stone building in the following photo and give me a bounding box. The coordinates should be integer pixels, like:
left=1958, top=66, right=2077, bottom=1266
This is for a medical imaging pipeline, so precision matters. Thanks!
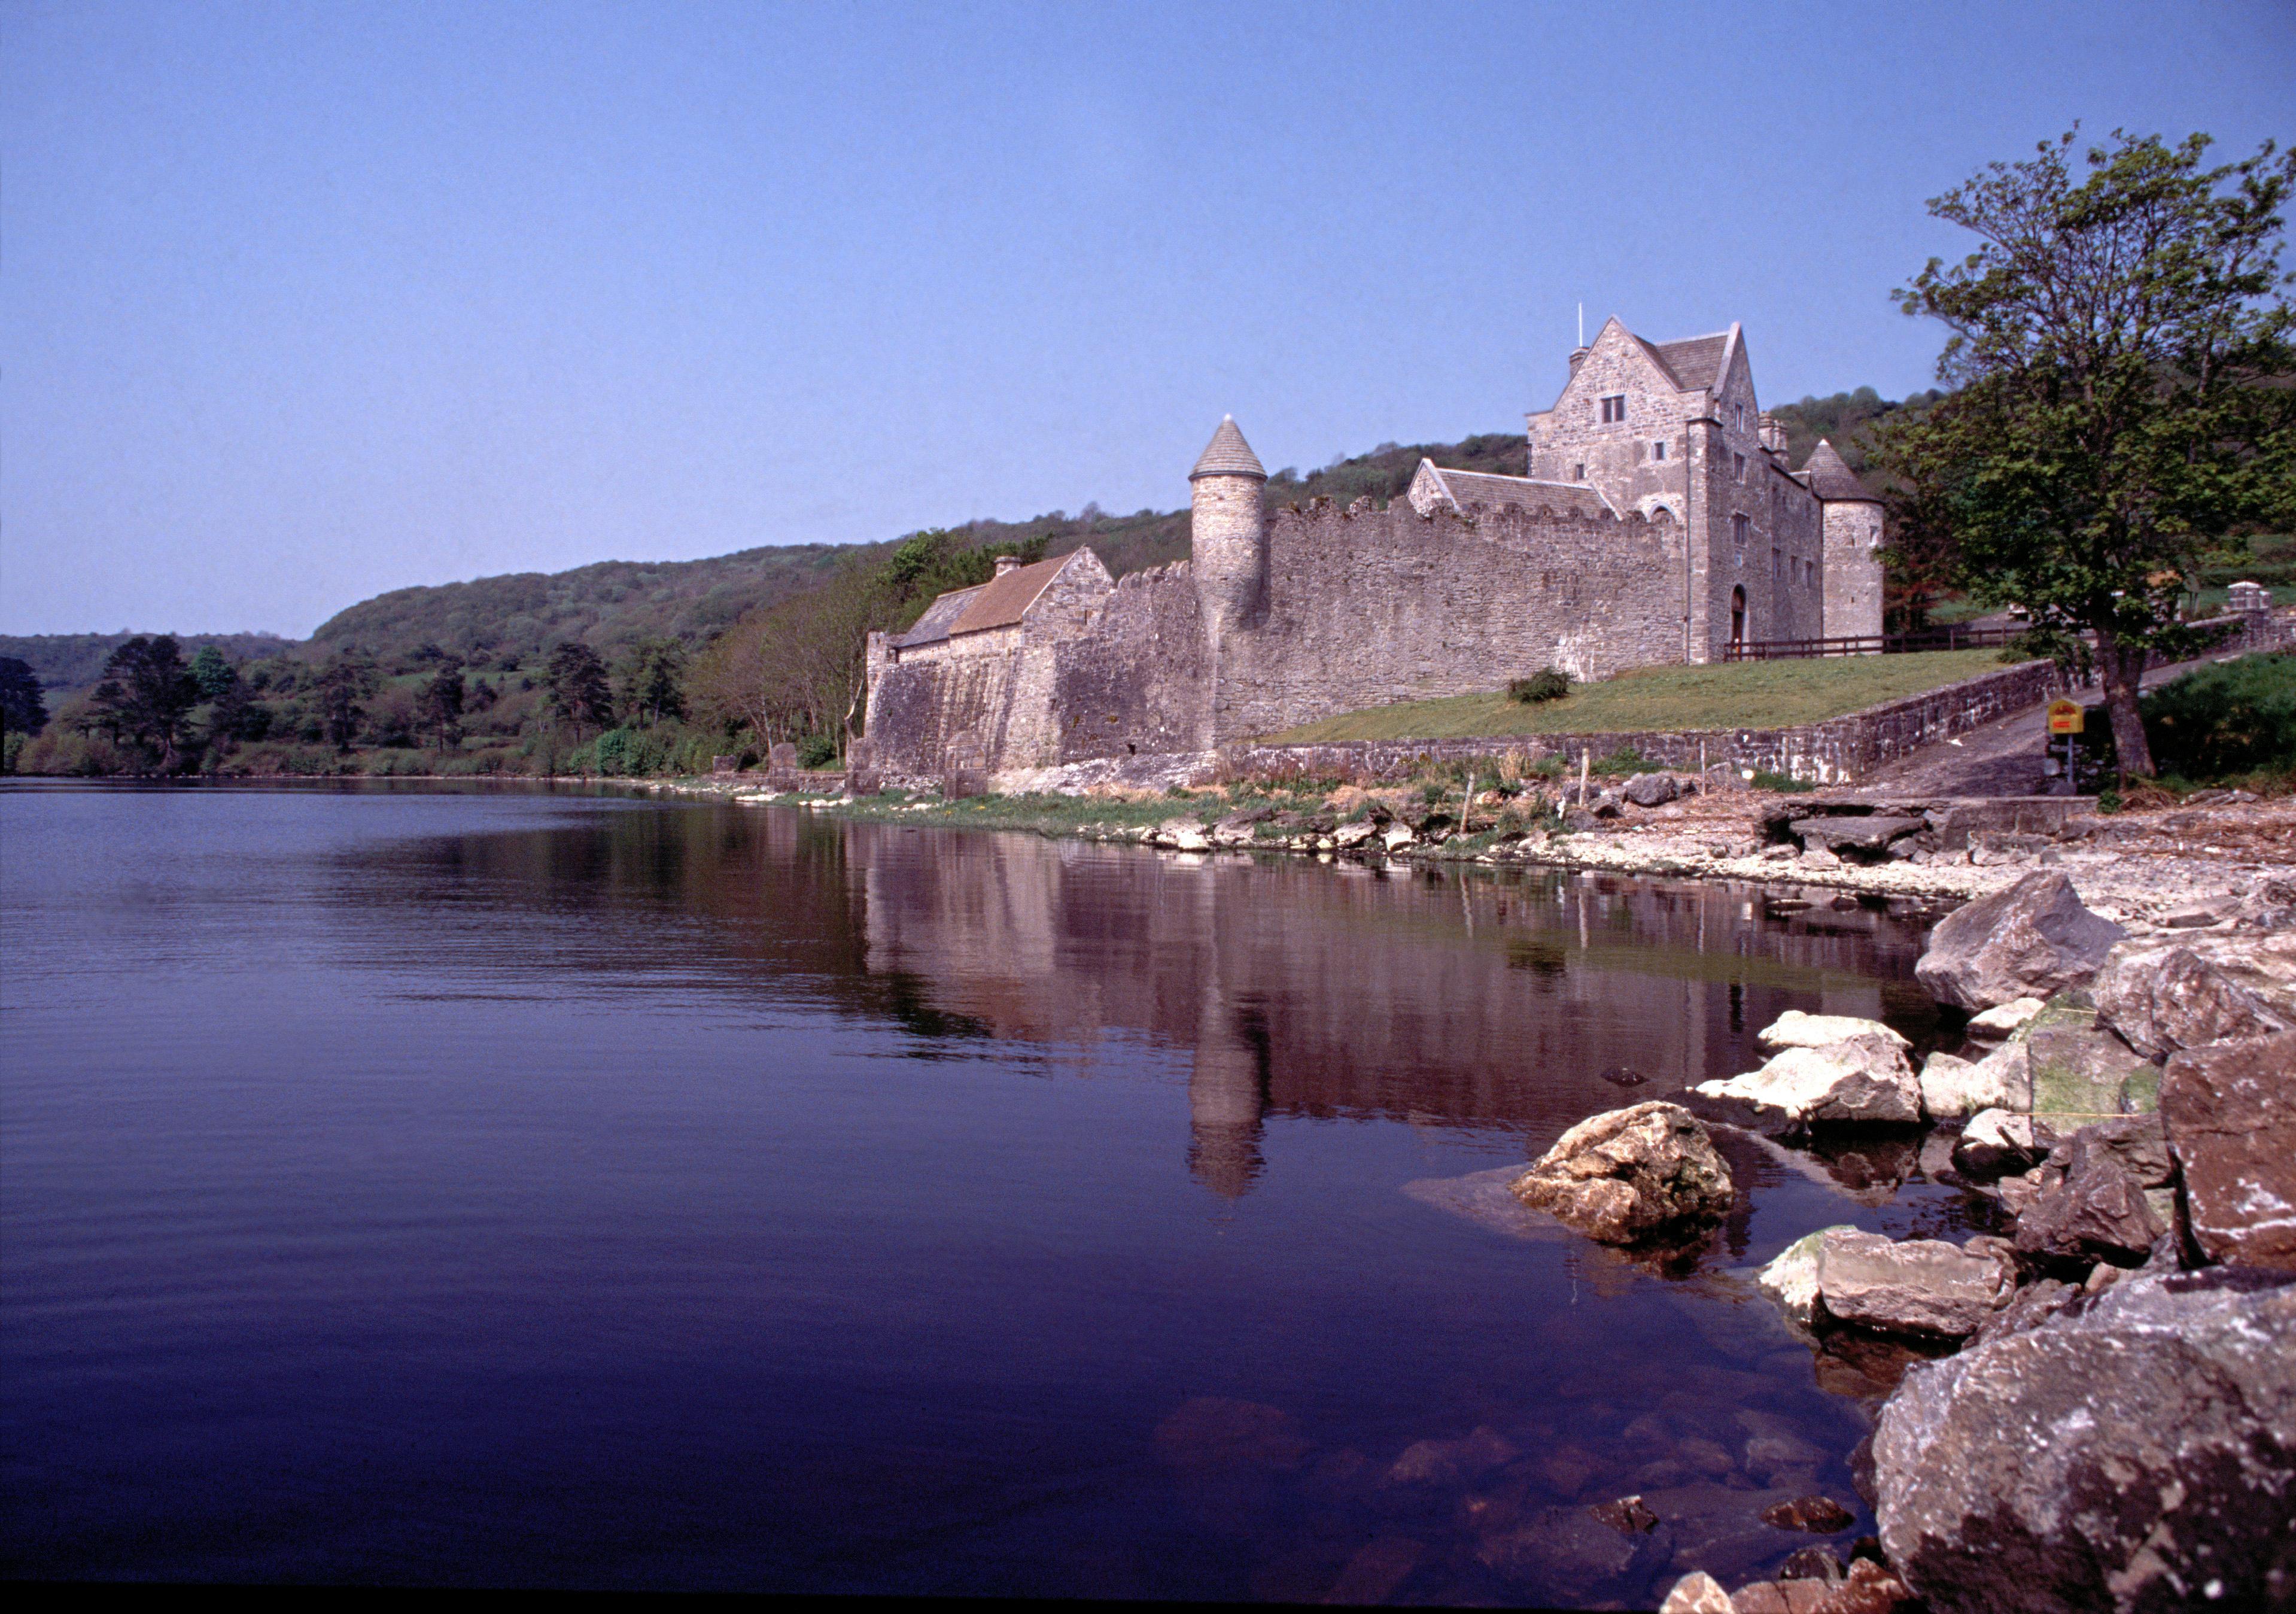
left=857, top=321, right=1885, bottom=784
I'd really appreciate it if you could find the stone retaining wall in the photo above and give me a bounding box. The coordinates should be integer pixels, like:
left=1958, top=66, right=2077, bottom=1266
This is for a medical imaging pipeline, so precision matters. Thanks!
left=1215, top=657, right=2074, bottom=788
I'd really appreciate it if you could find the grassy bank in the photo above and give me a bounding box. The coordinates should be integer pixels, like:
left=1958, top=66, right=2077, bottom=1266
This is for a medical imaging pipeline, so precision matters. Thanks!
left=1262, top=649, right=2006, bottom=742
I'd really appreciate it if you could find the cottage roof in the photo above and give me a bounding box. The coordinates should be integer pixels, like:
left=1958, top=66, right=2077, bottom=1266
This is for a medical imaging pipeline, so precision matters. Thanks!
left=1190, top=415, right=1267, bottom=481
left=1802, top=439, right=1879, bottom=503
left=1419, top=463, right=1617, bottom=519
left=1646, top=332, right=1732, bottom=393
left=947, top=552, right=1078, bottom=635
left=889, top=583, right=986, bottom=650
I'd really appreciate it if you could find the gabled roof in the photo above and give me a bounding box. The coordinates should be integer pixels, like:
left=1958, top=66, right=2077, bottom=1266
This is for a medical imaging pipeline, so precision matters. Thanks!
left=889, top=582, right=986, bottom=649
left=1647, top=331, right=1732, bottom=393
left=945, top=552, right=1076, bottom=636
left=1802, top=439, right=1879, bottom=503
left=1190, top=415, right=1266, bottom=481
left=1417, top=461, right=1617, bottom=519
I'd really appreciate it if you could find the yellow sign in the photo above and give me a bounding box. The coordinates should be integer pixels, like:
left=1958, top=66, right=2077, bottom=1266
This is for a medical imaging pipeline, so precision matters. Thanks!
left=2048, top=700, right=2084, bottom=735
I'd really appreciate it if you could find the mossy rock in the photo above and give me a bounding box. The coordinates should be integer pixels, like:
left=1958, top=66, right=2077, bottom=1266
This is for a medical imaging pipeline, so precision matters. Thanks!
left=2020, top=992, right=2158, bottom=1118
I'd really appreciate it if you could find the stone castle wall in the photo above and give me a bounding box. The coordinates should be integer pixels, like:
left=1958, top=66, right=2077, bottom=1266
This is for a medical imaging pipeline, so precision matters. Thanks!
left=1210, top=497, right=1690, bottom=741
left=1048, top=561, right=1212, bottom=763
left=864, top=497, right=1697, bottom=779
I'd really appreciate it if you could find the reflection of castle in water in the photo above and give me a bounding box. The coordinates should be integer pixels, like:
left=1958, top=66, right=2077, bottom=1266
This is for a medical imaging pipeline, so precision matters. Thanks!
left=854, top=828, right=1930, bottom=1199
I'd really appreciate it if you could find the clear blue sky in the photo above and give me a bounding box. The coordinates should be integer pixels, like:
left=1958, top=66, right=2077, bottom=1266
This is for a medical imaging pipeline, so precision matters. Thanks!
left=5, top=1, right=2292, bottom=637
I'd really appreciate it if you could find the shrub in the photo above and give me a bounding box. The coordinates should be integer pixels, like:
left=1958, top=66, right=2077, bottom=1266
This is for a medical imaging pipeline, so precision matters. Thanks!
left=1508, top=669, right=1573, bottom=704
left=798, top=732, right=839, bottom=769
left=2142, top=653, right=2296, bottom=779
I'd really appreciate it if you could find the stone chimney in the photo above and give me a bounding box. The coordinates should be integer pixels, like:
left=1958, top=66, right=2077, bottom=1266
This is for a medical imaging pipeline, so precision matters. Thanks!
left=1568, top=346, right=1592, bottom=375
left=1758, top=413, right=1788, bottom=456
left=993, top=555, right=1023, bottom=576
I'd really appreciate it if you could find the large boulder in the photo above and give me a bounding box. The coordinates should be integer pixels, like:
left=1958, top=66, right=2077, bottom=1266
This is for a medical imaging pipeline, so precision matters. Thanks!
left=1951, top=1108, right=2060, bottom=1178
left=1759, top=1011, right=1911, bottom=1053
left=2010, top=1127, right=2166, bottom=1268
left=1967, top=996, right=2046, bottom=1042
left=1623, top=771, right=1680, bottom=807
left=1873, top=1269, right=2296, bottom=1614
left=1754, top=1224, right=1856, bottom=1327
left=2161, top=1031, right=2296, bottom=1272
left=1918, top=1042, right=2030, bottom=1121
left=1812, top=1229, right=2015, bottom=1339
left=1511, top=1102, right=1734, bottom=1245
left=1693, top=1036, right=1920, bottom=1126
left=2091, top=930, right=2296, bottom=1061
left=1913, top=873, right=2127, bottom=1013
left=2018, top=996, right=2158, bottom=1120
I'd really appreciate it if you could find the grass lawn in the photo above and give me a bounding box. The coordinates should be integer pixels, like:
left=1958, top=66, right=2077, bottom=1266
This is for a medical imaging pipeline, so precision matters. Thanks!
left=1261, top=648, right=2009, bottom=741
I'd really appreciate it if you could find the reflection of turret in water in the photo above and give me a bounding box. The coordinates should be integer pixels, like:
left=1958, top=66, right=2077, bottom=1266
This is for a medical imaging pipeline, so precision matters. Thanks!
left=1188, top=993, right=1270, bottom=1199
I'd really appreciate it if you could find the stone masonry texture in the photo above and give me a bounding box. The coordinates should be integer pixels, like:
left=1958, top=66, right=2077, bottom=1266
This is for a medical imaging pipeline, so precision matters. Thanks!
left=859, top=320, right=1895, bottom=782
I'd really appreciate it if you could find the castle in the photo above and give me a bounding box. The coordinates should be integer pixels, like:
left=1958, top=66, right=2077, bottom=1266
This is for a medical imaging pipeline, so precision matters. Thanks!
left=856, top=317, right=1884, bottom=784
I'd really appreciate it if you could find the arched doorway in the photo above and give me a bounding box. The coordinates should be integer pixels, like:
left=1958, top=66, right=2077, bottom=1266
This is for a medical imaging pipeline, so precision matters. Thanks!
left=1730, top=586, right=1747, bottom=649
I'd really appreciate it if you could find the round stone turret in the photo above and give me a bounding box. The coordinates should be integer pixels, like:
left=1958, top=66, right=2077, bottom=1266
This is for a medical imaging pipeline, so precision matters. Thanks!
left=1190, top=415, right=1268, bottom=639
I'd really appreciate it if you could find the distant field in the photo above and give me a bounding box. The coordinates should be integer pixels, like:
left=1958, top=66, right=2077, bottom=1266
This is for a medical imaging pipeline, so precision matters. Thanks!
left=1261, top=649, right=2008, bottom=741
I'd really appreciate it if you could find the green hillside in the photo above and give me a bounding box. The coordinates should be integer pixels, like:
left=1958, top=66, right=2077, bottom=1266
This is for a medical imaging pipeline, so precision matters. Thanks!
left=10, top=412, right=1856, bottom=692
left=0, top=631, right=296, bottom=700
left=306, top=545, right=856, bottom=667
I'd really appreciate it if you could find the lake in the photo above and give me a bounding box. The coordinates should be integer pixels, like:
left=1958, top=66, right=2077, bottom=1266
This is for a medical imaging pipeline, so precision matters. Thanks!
left=0, top=781, right=1984, bottom=1600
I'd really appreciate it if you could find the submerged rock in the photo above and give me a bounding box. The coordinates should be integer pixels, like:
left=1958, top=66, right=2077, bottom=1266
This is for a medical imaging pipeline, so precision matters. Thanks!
left=2161, top=1030, right=2296, bottom=1272
left=1761, top=1494, right=1857, bottom=1534
left=1813, top=1229, right=2014, bottom=1339
left=1151, top=1397, right=1310, bottom=1476
left=1510, top=1102, right=1734, bottom=1246
left=1873, top=1269, right=2296, bottom=1614
left=1913, top=872, right=2126, bottom=1012
left=1474, top=1501, right=1671, bottom=1600
left=2092, top=930, right=2296, bottom=1060
left=1590, top=1493, right=1659, bottom=1534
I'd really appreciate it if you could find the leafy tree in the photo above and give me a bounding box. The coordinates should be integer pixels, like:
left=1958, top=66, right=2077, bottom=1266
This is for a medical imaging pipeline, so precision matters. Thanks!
left=0, top=656, right=48, bottom=742
left=1875, top=127, right=2296, bottom=775
left=206, top=675, right=260, bottom=746
left=416, top=657, right=467, bottom=750
left=544, top=642, right=614, bottom=734
left=87, top=636, right=200, bottom=765
left=315, top=654, right=376, bottom=752
left=616, top=637, right=686, bottom=727
left=188, top=645, right=238, bottom=701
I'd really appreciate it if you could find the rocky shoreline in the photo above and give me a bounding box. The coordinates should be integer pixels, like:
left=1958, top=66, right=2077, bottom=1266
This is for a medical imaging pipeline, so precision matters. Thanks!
left=1608, top=871, right=2294, bottom=1614
left=638, top=772, right=2294, bottom=1610
left=638, top=767, right=2292, bottom=932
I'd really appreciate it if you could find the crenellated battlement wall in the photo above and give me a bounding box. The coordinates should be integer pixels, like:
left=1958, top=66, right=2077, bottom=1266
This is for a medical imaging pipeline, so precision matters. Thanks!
left=1209, top=494, right=1689, bottom=741
left=867, top=491, right=1699, bottom=781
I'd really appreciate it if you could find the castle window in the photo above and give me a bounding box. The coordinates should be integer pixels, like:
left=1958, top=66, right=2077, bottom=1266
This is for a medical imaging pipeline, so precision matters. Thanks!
left=1733, top=513, right=1750, bottom=547
left=1600, top=395, right=1627, bottom=424
left=1732, top=453, right=1747, bottom=482
left=1772, top=548, right=1783, bottom=584
left=1652, top=440, right=1666, bottom=461
left=1573, top=463, right=1585, bottom=482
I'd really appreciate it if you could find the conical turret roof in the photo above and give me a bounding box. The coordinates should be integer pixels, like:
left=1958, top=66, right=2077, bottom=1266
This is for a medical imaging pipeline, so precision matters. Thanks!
left=1803, top=439, right=1878, bottom=503
left=1189, top=415, right=1266, bottom=481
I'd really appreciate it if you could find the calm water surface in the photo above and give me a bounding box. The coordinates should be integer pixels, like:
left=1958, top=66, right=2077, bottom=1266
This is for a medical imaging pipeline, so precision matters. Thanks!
left=1, top=782, right=1981, bottom=1599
